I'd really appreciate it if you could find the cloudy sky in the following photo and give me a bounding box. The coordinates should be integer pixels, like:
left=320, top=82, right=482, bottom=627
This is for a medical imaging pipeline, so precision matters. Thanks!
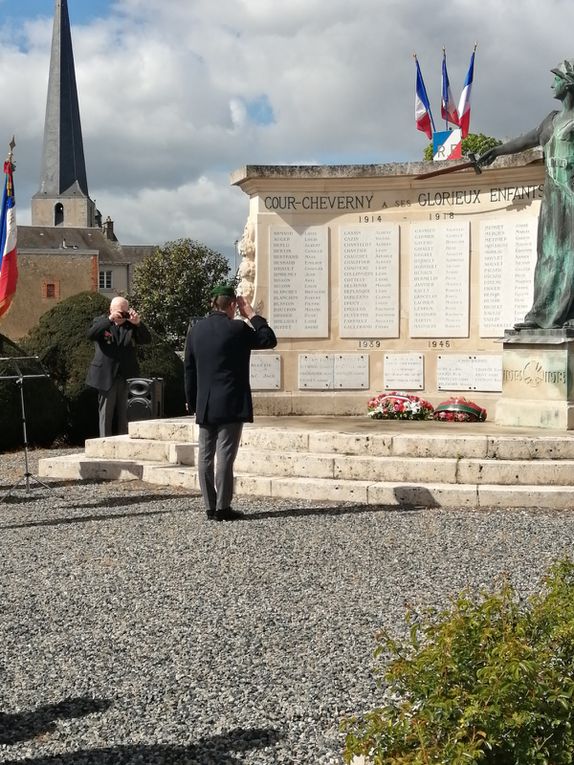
left=0, top=0, right=571, bottom=263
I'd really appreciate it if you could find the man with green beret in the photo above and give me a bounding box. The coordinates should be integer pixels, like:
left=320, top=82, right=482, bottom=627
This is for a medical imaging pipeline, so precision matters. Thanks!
left=184, top=284, right=277, bottom=520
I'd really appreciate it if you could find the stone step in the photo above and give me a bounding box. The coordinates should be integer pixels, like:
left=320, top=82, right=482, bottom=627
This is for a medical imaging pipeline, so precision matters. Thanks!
left=38, top=453, right=156, bottom=481
left=235, top=451, right=574, bottom=486
left=79, top=436, right=574, bottom=487
left=37, top=455, right=574, bottom=510
left=141, top=464, right=574, bottom=510
left=128, top=417, right=574, bottom=461
left=128, top=418, right=198, bottom=442
left=85, top=435, right=195, bottom=465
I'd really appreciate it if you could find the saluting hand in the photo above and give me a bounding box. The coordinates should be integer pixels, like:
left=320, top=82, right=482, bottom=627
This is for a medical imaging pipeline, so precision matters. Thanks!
left=236, top=296, right=256, bottom=320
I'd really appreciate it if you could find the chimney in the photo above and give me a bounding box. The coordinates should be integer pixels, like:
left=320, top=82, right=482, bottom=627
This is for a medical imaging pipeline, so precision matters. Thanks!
left=102, top=216, right=116, bottom=241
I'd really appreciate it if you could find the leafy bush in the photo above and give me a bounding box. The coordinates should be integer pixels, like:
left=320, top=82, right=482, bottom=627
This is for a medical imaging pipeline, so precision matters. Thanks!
left=23, top=291, right=186, bottom=443
left=0, top=332, right=66, bottom=451
left=343, top=559, right=574, bottom=764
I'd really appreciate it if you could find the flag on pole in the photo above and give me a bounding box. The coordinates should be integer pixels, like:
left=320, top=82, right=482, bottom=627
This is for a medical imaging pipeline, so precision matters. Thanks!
left=415, top=55, right=434, bottom=139
left=457, top=46, right=476, bottom=139
left=441, top=49, right=460, bottom=127
left=0, top=142, right=18, bottom=319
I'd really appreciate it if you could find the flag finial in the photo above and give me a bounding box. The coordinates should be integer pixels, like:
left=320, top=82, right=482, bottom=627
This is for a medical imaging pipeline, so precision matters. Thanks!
left=7, top=136, right=15, bottom=167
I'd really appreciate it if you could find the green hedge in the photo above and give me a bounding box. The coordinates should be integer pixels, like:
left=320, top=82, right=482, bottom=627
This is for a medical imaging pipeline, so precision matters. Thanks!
left=23, top=291, right=186, bottom=444
left=0, top=333, right=67, bottom=451
left=343, top=558, right=574, bottom=764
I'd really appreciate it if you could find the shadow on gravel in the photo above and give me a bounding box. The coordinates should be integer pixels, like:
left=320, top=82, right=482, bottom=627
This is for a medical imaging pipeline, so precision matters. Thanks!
left=0, top=479, right=115, bottom=494
left=0, top=504, right=194, bottom=531
left=69, top=493, right=188, bottom=510
left=245, top=502, right=421, bottom=520
left=0, top=697, right=111, bottom=745
left=1, top=726, right=282, bottom=764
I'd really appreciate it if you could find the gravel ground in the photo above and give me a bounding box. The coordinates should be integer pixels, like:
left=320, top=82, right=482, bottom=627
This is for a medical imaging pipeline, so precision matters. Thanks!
left=1, top=448, right=574, bottom=764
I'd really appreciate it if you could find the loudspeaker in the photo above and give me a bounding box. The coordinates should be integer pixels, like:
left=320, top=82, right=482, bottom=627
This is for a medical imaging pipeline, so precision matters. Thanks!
left=126, top=378, right=164, bottom=422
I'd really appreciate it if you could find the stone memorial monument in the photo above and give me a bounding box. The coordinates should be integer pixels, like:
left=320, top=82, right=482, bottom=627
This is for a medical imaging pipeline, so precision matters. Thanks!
left=232, top=149, right=547, bottom=421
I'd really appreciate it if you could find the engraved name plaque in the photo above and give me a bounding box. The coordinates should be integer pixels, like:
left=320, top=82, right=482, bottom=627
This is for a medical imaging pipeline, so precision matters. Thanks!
left=298, top=354, right=370, bottom=389
left=384, top=353, right=424, bottom=390
left=480, top=219, right=537, bottom=336
left=269, top=226, right=329, bottom=338
left=409, top=221, right=470, bottom=338
left=298, top=354, right=334, bottom=389
left=250, top=353, right=281, bottom=390
left=437, top=354, right=502, bottom=392
left=334, top=354, right=369, bottom=389
left=339, top=225, right=399, bottom=337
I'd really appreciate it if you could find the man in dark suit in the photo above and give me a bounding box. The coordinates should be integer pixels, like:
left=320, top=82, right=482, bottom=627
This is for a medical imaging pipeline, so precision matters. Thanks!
left=86, top=296, right=152, bottom=437
left=184, top=285, right=277, bottom=521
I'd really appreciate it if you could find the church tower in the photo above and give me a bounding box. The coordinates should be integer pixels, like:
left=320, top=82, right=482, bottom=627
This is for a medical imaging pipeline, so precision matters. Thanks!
left=31, top=0, right=96, bottom=228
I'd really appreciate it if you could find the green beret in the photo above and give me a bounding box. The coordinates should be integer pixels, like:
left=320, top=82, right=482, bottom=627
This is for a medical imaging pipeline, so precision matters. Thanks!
left=211, top=284, right=236, bottom=299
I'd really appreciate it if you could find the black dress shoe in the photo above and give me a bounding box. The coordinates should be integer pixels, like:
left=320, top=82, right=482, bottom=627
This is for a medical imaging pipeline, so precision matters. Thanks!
left=206, top=511, right=219, bottom=521
left=215, top=507, right=245, bottom=521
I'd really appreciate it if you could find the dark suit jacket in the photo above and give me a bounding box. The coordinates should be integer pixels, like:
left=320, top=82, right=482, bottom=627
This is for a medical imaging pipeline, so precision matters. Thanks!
left=86, top=315, right=152, bottom=393
left=184, top=311, right=277, bottom=426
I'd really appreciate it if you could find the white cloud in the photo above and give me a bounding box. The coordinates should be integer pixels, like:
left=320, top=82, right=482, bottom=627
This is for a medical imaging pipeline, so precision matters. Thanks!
left=0, top=0, right=573, bottom=256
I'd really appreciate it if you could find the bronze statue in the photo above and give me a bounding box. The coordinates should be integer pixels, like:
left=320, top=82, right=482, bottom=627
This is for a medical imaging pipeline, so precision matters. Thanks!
left=480, top=60, right=574, bottom=329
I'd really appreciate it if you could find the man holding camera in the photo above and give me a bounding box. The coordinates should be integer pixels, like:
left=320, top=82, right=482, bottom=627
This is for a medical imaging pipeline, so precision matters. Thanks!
left=86, top=296, right=151, bottom=437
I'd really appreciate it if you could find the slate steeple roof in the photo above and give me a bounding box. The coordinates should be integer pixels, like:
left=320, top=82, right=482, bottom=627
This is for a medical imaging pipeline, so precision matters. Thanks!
left=37, top=0, right=89, bottom=197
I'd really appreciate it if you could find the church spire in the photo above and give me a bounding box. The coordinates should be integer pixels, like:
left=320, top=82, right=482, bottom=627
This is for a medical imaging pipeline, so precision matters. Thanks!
left=32, top=0, right=95, bottom=227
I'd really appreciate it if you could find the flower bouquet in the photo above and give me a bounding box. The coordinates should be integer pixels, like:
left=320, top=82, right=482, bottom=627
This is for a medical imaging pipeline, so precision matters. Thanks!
left=433, top=396, right=487, bottom=422
left=367, top=391, right=434, bottom=421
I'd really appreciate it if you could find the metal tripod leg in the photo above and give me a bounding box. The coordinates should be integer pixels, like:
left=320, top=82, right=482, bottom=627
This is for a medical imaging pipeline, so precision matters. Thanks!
left=0, top=375, right=58, bottom=503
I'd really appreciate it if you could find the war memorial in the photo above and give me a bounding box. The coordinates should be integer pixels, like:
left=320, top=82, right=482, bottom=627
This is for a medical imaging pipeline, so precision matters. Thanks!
left=232, top=152, right=557, bottom=426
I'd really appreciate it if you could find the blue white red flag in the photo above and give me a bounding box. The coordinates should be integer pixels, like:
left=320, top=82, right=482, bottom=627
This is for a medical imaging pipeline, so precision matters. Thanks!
left=0, top=156, right=18, bottom=319
left=457, top=48, right=476, bottom=139
left=415, top=56, right=434, bottom=139
left=441, top=50, right=460, bottom=127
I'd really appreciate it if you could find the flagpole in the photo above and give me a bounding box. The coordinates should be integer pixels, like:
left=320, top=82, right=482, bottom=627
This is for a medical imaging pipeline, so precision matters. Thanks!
left=442, top=47, right=447, bottom=132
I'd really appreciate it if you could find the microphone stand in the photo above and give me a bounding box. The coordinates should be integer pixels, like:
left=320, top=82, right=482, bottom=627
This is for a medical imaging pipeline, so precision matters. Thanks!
left=0, top=355, right=54, bottom=502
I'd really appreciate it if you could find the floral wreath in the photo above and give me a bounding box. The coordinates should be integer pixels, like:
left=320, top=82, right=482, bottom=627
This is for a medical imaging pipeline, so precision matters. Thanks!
left=367, top=391, right=434, bottom=421
left=433, top=396, right=487, bottom=422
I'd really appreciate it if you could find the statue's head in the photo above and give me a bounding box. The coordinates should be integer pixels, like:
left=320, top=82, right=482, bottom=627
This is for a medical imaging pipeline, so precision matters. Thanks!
left=551, top=59, right=574, bottom=86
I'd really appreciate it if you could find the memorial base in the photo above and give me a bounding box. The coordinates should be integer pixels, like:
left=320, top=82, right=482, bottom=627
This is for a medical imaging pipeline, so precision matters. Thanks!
left=495, top=329, right=574, bottom=430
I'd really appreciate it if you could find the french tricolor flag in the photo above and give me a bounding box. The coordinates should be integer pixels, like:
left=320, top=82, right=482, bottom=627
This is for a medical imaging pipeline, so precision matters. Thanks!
left=415, top=56, right=434, bottom=139
left=457, top=47, right=476, bottom=139
left=441, top=50, right=460, bottom=127
left=0, top=156, right=18, bottom=319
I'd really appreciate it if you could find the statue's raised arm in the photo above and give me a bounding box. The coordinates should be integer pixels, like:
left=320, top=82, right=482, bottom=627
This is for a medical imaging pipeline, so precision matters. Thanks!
left=478, top=60, right=574, bottom=329
left=478, top=125, right=544, bottom=167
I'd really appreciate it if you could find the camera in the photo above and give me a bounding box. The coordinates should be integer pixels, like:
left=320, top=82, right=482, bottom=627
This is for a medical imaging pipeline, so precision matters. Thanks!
left=120, top=311, right=130, bottom=319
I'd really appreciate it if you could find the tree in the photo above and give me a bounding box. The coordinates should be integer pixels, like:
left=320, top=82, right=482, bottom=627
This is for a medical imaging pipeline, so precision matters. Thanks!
left=423, top=132, right=502, bottom=161
left=130, top=239, right=231, bottom=348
